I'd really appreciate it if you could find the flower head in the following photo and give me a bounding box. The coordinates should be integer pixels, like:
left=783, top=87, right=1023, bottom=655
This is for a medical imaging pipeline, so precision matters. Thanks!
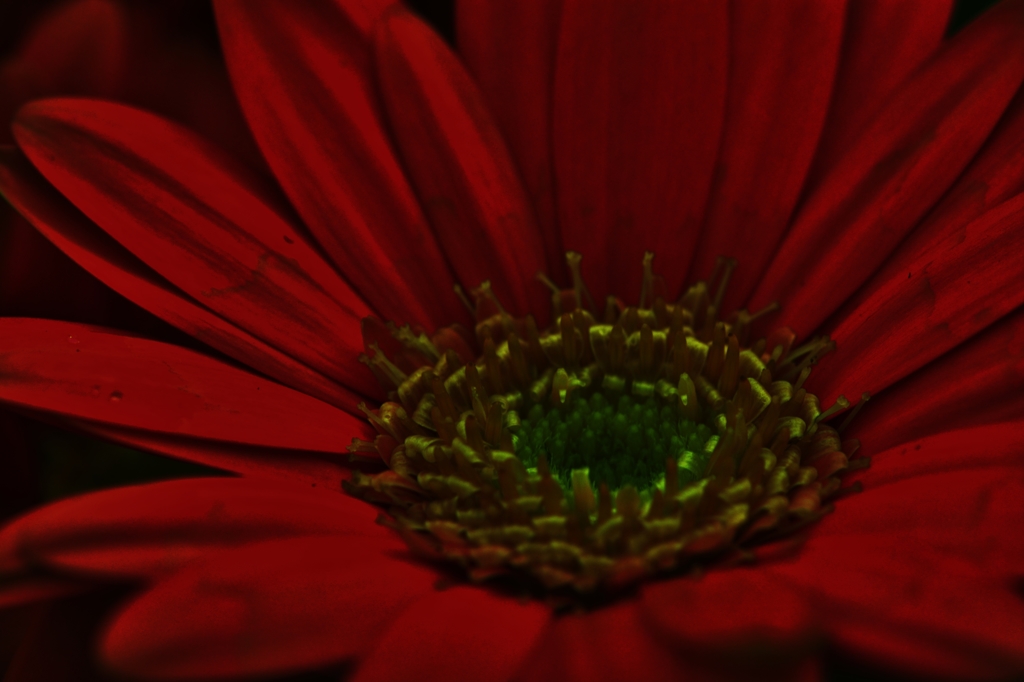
left=0, top=1, right=1023, bottom=681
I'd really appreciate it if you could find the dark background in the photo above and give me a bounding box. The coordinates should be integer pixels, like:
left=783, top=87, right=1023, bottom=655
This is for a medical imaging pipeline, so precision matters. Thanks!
left=0, top=0, right=1003, bottom=95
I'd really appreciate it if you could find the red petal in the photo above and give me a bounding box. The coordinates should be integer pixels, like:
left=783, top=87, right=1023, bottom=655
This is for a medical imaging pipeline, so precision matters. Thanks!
left=849, top=420, right=1024, bottom=489
left=0, top=477, right=392, bottom=579
left=778, top=534, right=1024, bottom=678
left=690, top=0, right=845, bottom=313
left=773, top=428, right=1024, bottom=677
left=101, top=536, right=437, bottom=680
left=0, top=146, right=362, bottom=411
left=0, top=0, right=126, bottom=144
left=813, top=89, right=1024, bottom=407
left=815, top=87, right=1024, bottom=408
left=773, top=465, right=1024, bottom=678
left=0, top=318, right=365, bottom=452
left=214, top=1, right=465, bottom=329
left=927, top=87, right=1024, bottom=222
left=641, top=569, right=812, bottom=652
left=808, top=0, right=953, bottom=183
left=822, top=463, right=1024, bottom=575
left=353, top=586, right=549, bottom=682
left=374, top=9, right=548, bottom=319
left=512, top=601, right=694, bottom=682
left=867, top=86, right=1024, bottom=278
left=68, top=418, right=362, bottom=487
left=811, top=191, right=1024, bottom=403
left=849, top=309, right=1024, bottom=454
left=456, top=0, right=566, bottom=280
left=752, top=0, right=1024, bottom=336
left=552, top=0, right=727, bottom=305
left=13, top=98, right=377, bottom=397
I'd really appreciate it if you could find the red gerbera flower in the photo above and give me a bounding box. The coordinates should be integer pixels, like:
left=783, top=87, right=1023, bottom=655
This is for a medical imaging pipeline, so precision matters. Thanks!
left=0, top=1, right=1023, bottom=681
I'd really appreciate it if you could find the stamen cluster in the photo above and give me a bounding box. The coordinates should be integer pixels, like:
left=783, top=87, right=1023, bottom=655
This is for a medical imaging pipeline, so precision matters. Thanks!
left=345, top=254, right=865, bottom=594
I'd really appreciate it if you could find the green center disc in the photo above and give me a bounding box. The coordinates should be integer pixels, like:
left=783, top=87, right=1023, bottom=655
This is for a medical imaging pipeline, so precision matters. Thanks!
left=511, top=391, right=717, bottom=494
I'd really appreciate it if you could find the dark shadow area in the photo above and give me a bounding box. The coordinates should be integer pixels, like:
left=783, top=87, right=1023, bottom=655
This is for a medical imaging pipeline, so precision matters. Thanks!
left=407, top=0, right=455, bottom=45
left=28, top=420, right=222, bottom=503
left=947, top=0, right=1003, bottom=35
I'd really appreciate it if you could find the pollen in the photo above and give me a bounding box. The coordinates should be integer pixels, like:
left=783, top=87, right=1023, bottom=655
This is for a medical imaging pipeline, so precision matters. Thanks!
left=344, top=253, right=867, bottom=595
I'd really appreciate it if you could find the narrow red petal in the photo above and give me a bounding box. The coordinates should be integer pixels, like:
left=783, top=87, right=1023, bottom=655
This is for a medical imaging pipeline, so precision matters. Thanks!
left=13, top=98, right=377, bottom=397
left=811, top=191, right=1024, bottom=404
left=512, top=601, right=694, bottom=682
left=374, top=9, right=548, bottom=319
left=353, top=586, right=549, bottom=682
left=0, top=146, right=361, bottom=412
left=752, top=0, right=1024, bottom=336
left=690, top=0, right=845, bottom=313
left=0, top=319, right=365, bottom=452
left=215, top=0, right=464, bottom=329
left=101, top=536, right=437, bottom=680
left=553, top=0, right=727, bottom=305
left=641, top=569, right=812, bottom=652
left=885, top=88, right=1024, bottom=260
left=0, top=477, right=392, bottom=580
left=808, top=0, right=953, bottom=182
left=456, top=0, right=566, bottom=280
left=0, top=0, right=126, bottom=144
left=68, top=418, right=364, bottom=487
left=849, top=309, right=1024, bottom=455
left=850, top=420, right=1024, bottom=489
left=813, top=90, right=1024, bottom=406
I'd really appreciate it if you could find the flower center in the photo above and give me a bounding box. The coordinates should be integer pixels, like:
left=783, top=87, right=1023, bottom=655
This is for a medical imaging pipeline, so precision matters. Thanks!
left=513, top=391, right=716, bottom=495
left=345, top=253, right=866, bottom=595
